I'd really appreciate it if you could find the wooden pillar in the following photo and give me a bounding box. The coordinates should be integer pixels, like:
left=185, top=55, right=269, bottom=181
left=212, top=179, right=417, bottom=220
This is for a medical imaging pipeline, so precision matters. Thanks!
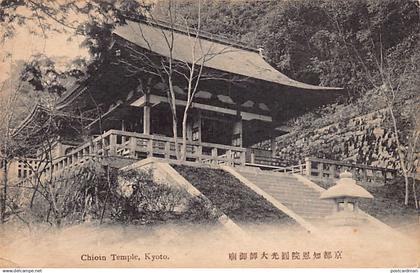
left=164, top=141, right=170, bottom=159
left=240, top=150, right=246, bottom=166
left=362, top=168, right=368, bottom=182
left=266, top=123, right=276, bottom=158
left=329, top=164, right=336, bottom=179
left=143, top=95, right=151, bottom=135
left=232, top=116, right=243, bottom=147
left=226, top=149, right=232, bottom=165
left=197, top=145, right=203, bottom=162
left=147, top=138, right=153, bottom=158
left=270, top=138, right=276, bottom=158
left=192, top=110, right=202, bottom=142
left=129, top=137, right=137, bottom=158
left=211, top=147, right=218, bottom=164
left=305, top=157, right=312, bottom=177
left=318, top=162, right=324, bottom=178
left=187, top=110, right=198, bottom=141
left=109, top=134, right=117, bottom=156
left=57, top=143, right=63, bottom=157
left=186, top=118, right=193, bottom=140
left=382, top=170, right=387, bottom=184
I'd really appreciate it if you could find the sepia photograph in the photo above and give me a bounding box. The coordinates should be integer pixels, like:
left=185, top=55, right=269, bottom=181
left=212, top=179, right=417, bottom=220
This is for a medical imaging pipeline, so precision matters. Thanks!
left=0, top=0, right=419, bottom=270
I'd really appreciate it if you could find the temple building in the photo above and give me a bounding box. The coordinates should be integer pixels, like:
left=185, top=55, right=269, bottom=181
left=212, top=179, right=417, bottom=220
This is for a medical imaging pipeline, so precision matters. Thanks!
left=10, top=18, right=343, bottom=179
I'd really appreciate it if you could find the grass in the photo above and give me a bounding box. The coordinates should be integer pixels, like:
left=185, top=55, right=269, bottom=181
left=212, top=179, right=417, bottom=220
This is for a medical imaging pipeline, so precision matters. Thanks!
left=172, top=165, right=296, bottom=226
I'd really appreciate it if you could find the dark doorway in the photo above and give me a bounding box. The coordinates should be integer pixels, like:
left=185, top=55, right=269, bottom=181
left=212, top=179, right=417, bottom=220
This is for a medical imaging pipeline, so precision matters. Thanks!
left=201, top=117, right=233, bottom=145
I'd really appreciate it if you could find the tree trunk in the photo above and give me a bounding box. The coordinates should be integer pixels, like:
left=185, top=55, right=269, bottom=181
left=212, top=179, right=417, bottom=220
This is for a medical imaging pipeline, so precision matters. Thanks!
left=100, top=165, right=111, bottom=224
left=181, top=111, right=188, bottom=161
left=47, top=179, right=62, bottom=227
left=167, top=78, right=180, bottom=160
left=388, top=106, right=411, bottom=206
left=1, top=159, right=8, bottom=224
left=30, top=173, right=42, bottom=209
left=404, top=173, right=410, bottom=205
left=172, top=116, right=179, bottom=160
left=413, top=177, right=418, bottom=209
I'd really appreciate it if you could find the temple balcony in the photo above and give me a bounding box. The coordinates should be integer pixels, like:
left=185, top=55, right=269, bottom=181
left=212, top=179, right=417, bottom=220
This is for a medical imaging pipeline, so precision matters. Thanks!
left=42, top=129, right=249, bottom=177
left=33, top=129, right=305, bottom=180
left=13, top=129, right=398, bottom=186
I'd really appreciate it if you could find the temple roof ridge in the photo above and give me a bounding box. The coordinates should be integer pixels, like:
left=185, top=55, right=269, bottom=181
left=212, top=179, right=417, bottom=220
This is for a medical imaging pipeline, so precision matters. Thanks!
left=114, top=19, right=343, bottom=91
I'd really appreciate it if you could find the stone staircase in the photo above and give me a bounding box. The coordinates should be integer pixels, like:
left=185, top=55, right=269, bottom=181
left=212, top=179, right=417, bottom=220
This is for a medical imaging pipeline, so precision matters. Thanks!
left=235, top=168, right=335, bottom=223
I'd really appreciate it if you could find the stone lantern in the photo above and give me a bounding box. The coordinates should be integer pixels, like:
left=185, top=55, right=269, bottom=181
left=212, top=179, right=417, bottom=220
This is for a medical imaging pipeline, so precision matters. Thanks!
left=320, top=171, right=374, bottom=226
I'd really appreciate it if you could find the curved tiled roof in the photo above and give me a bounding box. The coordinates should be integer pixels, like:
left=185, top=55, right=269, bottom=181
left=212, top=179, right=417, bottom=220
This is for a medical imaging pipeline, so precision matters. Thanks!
left=114, top=20, right=342, bottom=91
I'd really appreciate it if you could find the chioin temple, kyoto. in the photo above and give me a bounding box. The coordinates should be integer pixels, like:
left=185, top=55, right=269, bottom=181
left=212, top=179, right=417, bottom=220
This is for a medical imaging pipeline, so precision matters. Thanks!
left=13, top=18, right=342, bottom=177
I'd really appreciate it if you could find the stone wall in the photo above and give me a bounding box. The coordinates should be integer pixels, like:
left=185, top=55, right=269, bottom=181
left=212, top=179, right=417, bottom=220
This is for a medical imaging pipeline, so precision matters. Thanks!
left=259, top=109, right=402, bottom=169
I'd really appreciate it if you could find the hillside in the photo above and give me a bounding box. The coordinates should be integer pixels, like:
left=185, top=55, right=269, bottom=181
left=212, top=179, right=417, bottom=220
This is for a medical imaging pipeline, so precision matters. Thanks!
left=257, top=108, right=398, bottom=167
left=164, top=0, right=420, bottom=169
left=158, top=0, right=420, bottom=93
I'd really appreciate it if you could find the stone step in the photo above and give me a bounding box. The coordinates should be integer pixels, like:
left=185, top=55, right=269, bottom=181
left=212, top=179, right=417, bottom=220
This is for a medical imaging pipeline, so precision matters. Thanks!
left=242, top=175, right=302, bottom=182
left=284, top=201, right=331, bottom=206
left=291, top=210, right=328, bottom=218
left=255, top=188, right=314, bottom=194
left=249, top=179, right=309, bottom=185
left=254, top=190, right=319, bottom=197
left=282, top=204, right=332, bottom=211
left=263, top=193, right=324, bottom=201
left=241, top=176, right=298, bottom=183
left=287, top=207, right=331, bottom=213
left=237, top=169, right=335, bottom=223
left=246, top=184, right=322, bottom=198
left=240, top=173, right=297, bottom=180
left=251, top=185, right=320, bottom=195
left=280, top=203, right=329, bottom=209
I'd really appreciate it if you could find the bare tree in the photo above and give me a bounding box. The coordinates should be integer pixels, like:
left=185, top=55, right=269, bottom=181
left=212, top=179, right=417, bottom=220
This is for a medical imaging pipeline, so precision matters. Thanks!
left=116, top=0, right=238, bottom=160
left=0, top=59, right=28, bottom=223
left=329, top=14, right=420, bottom=206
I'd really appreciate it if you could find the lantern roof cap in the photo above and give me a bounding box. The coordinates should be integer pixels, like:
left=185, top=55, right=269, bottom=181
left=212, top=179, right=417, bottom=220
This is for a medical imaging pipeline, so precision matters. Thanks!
left=320, top=171, right=374, bottom=200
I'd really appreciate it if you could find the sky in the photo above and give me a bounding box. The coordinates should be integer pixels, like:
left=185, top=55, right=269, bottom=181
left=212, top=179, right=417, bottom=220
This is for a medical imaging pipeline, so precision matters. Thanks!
left=0, top=0, right=157, bottom=123
left=0, top=4, right=93, bottom=127
left=0, top=29, right=88, bottom=82
left=0, top=5, right=90, bottom=84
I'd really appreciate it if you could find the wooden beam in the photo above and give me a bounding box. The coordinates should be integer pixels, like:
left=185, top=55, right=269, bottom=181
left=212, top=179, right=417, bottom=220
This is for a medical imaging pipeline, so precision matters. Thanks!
left=130, top=94, right=272, bottom=122
left=131, top=96, right=145, bottom=107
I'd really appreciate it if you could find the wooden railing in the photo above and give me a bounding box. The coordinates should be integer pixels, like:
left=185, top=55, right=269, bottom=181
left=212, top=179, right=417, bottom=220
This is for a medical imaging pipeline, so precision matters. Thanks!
left=245, top=148, right=285, bottom=168
left=272, top=162, right=306, bottom=174
left=41, top=129, right=247, bottom=176
left=280, top=157, right=398, bottom=183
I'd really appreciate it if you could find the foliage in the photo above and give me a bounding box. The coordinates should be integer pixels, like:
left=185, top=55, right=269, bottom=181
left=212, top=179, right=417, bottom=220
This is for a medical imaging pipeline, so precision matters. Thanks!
left=169, top=0, right=419, bottom=97
left=12, top=158, right=111, bottom=226
left=113, top=168, right=221, bottom=224
left=153, top=0, right=272, bottom=45
left=7, top=159, right=219, bottom=227
left=111, top=168, right=183, bottom=224
left=1, top=0, right=152, bottom=94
